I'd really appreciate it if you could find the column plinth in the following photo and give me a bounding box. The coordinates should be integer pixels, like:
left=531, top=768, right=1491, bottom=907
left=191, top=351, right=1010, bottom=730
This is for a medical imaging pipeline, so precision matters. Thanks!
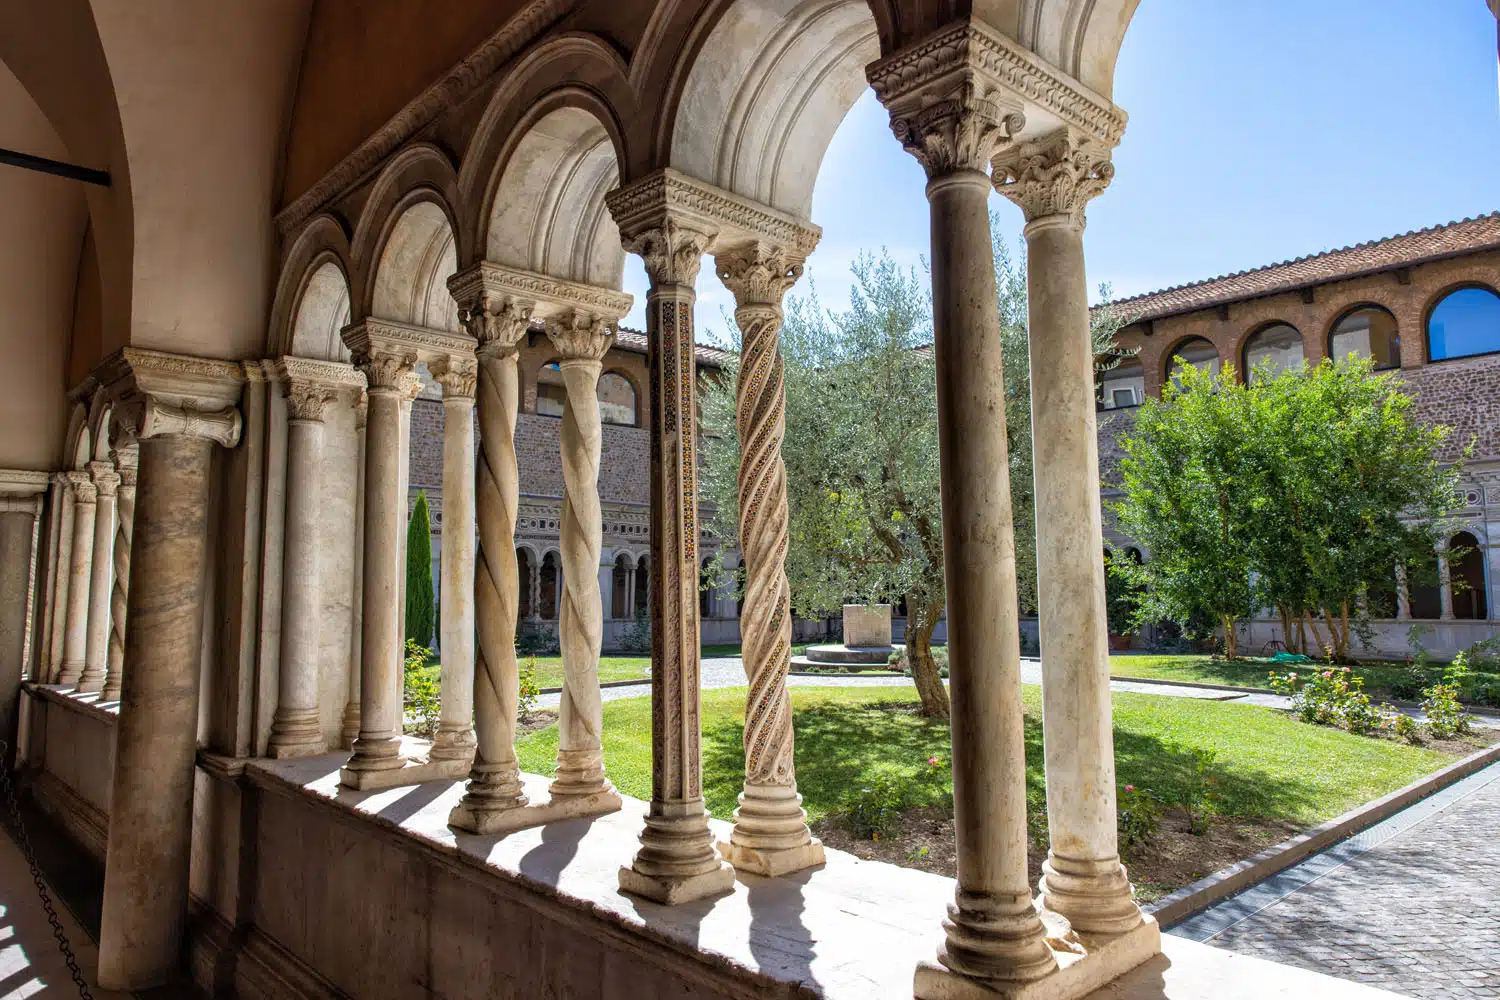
left=57, top=472, right=97, bottom=686
left=430, top=356, right=479, bottom=764
left=712, top=239, right=824, bottom=877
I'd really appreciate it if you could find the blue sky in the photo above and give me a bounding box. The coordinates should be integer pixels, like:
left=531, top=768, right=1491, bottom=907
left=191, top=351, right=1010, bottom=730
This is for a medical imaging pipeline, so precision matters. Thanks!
left=622, top=0, right=1500, bottom=342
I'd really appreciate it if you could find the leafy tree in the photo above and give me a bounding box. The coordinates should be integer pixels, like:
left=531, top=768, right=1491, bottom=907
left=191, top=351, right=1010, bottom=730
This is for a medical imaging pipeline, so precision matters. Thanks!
left=404, top=490, right=436, bottom=650
left=1114, top=355, right=1463, bottom=661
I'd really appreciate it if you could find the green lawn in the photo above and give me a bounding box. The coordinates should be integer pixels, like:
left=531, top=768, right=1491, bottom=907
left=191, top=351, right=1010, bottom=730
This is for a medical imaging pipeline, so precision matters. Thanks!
left=527, top=644, right=818, bottom=689
left=1108, top=653, right=1497, bottom=703
left=515, top=683, right=1455, bottom=826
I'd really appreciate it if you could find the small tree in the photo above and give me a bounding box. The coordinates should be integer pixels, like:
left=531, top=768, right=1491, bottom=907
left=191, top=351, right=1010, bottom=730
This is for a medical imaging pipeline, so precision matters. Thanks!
left=404, top=491, right=436, bottom=650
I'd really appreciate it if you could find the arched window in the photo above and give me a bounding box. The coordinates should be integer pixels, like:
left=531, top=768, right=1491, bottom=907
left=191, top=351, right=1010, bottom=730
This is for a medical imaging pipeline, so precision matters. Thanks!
left=1098, top=355, right=1144, bottom=410
left=536, top=362, right=567, bottom=416
left=598, top=371, right=638, bottom=426
left=699, top=558, right=714, bottom=618
left=539, top=552, right=560, bottom=619
left=1166, top=338, right=1220, bottom=387
left=1450, top=531, right=1488, bottom=620
left=1329, top=306, right=1400, bottom=370
left=612, top=554, right=633, bottom=620
left=516, top=548, right=534, bottom=619
left=1407, top=550, right=1442, bottom=620
left=1427, top=286, right=1500, bottom=362
left=1125, top=547, right=1144, bottom=565
left=1242, top=323, right=1304, bottom=383
left=634, top=555, right=649, bottom=618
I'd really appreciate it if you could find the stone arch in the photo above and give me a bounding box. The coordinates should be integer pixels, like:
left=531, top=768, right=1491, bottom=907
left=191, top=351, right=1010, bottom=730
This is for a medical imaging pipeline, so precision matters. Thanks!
left=1011, top=0, right=1143, bottom=100
left=267, top=214, right=354, bottom=359
left=457, top=32, right=634, bottom=273
left=348, top=143, right=463, bottom=323
left=1423, top=282, right=1500, bottom=363
left=1326, top=302, right=1400, bottom=371
left=1239, top=321, right=1305, bottom=383
left=1449, top=529, right=1488, bottom=620
left=1162, top=335, right=1219, bottom=383
left=85, top=389, right=113, bottom=462
left=367, top=197, right=462, bottom=332
left=662, top=0, right=883, bottom=218
left=63, top=402, right=90, bottom=471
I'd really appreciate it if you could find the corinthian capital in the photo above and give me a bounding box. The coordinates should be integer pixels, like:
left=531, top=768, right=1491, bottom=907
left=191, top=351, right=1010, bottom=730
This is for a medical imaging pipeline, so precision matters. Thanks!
left=545, top=311, right=615, bottom=363
left=890, top=83, right=1025, bottom=179
left=88, top=461, right=121, bottom=497
left=714, top=241, right=812, bottom=310
left=284, top=382, right=338, bottom=421
left=992, top=128, right=1114, bottom=228
left=430, top=356, right=479, bottom=398
left=463, top=295, right=532, bottom=359
left=66, top=471, right=97, bottom=505
left=622, top=221, right=714, bottom=288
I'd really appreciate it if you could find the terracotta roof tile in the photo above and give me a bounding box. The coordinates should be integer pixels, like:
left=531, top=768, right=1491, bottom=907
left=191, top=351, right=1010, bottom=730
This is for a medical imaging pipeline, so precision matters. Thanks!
left=612, top=326, right=733, bottom=368
left=1103, top=213, right=1500, bottom=324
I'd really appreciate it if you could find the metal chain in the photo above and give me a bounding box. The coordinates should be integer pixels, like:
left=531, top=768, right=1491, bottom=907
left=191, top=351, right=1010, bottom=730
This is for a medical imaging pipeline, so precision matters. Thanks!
left=0, top=741, right=96, bottom=999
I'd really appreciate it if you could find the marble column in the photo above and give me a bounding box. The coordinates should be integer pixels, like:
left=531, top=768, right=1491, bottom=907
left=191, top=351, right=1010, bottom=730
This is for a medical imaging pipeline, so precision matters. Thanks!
left=78, top=461, right=120, bottom=692
left=994, top=128, right=1145, bottom=938
left=607, top=199, right=735, bottom=903
left=713, top=240, right=824, bottom=876
left=341, top=341, right=419, bottom=787
left=102, top=440, right=138, bottom=701
left=430, top=355, right=478, bottom=764
left=1438, top=540, right=1456, bottom=621
left=0, top=472, right=47, bottom=748
left=870, top=55, right=1058, bottom=992
left=268, top=370, right=338, bottom=758
left=46, top=475, right=75, bottom=684
left=545, top=311, right=615, bottom=799
left=448, top=284, right=531, bottom=830
left=342, top=395, right=367, bottom=748
left=96, top=348, right=244, bottom=991
left=37, top=474, right=66, bottom=683
left=1395, top=563, right=1412, bottom=621
left=57, top=472, right=97, bottom=685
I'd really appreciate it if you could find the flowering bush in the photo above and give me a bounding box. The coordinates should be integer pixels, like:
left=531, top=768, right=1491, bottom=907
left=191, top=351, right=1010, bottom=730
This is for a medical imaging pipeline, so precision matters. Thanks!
left=1389, top=711, right=1422, bottom=745
left=1268, top=666, right=1381, bottom=735
left=1420, top=682, right=1471, bottom=739
left=1117, top=785, right=1160, bottom=855
left=518, top=655, right=540, bottom=720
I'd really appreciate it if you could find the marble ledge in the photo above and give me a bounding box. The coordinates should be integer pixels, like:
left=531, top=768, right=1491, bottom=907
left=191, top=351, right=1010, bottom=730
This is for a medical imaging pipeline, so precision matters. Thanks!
left=24, top=683, right=120, bottom=725
left=247, top=747, right=1405, bottom=1000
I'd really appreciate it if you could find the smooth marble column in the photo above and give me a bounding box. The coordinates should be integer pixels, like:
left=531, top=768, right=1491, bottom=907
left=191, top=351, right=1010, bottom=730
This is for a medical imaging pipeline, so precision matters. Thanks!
left=342, top=396, right=367, bottom=748
left=103, top=444, right=138, bottom=701
left=430, top=357, right=478, bottom=764
left=78, top=461, right=119, bottom=692
left=268, top=380, right=335, bottom=758
left=1439, top=541, right=1456, bottom=620
left=611, top=215, right=735, bottom=904
left=995, top=129, right=1145, bottom=940
left=342, top=351, right=416, bottom=786
left=545, top=313, right=615, bottom=800
left=714, top=241, right=824, bottom=876
left=38, top=474, right=67, bottom=684
left=97, top=357, right=243, bottom=991
left=57, top=472, right=96, bottom=685
left=449, top=292, right=530, bottom=830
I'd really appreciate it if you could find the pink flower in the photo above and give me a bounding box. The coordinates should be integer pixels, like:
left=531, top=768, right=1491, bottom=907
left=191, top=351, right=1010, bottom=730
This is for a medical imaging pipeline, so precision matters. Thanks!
left=927, top=756, right=941, bottom=767
left=1322, top=671, right=1333, bottom=679
left=1124, top=785, right=1135, bottom=792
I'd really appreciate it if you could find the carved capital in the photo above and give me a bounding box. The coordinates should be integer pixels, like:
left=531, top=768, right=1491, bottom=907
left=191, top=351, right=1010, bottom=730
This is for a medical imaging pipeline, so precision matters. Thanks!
left=88, top=461, right=121, bottom=497
left=892, top=83, right=1026, bottom=178
left=349, top=348, right=418, bottom=393
left=992, top=128, right=1114, bottom=228
left=430, top=356, right=479, bottom=398
left=715, top=242, right=809, bottom=309
left=544, top=311, right=615, bottom=362
left=66, top=471, right=97, bottom=505
left=96, top=347, right=245, bottom=449
left=459, top=293, right=533, bottom=359
left=622, top=220, right=714, bottom=288
left=284, top=381, right=339, bottom=421
left=112, top=446, right=139, bottom=489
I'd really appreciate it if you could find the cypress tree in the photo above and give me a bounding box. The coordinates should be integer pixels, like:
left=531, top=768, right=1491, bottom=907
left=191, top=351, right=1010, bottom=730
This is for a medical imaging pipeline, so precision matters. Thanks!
left=405, top=491, right=436, bottom=650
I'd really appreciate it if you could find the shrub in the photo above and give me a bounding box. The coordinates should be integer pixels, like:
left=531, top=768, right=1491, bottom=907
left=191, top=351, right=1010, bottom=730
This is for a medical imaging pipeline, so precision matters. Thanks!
left=518, top=655, right=540, bottom=720
left=1268, top=666, right=1381, bottom=734
left=842, top=773, right=907, bottom=840
left=404, top=493, right=436, bottom=648
left=1167, top=744, right=1220, bottom=835
left=1026, top=789, right=1050, bottom=851
left=1388, top=664, right=1429, bottom=702
left=1117, top=785, right=1161, bottom=856
left=403, top=639, right=441, bottom=737
left=1421, top=682, right=1471, bottom=739
left=515, top=617, right=558, bottom=656
left=619, top=611, right=652, bottom=654
left=1389, top=712, right=1422, bottom=745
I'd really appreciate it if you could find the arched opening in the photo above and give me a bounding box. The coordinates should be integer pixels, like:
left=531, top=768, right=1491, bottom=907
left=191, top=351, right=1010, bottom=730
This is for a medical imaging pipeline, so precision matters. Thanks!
left=371, top=200, right=460, bottom=331
left=634, top=555, right=649, bottom=618
left=539, top=551, right=560, bottom=620
left=1242, top=323, right=1304, bottom=383
left=1329, top=305, right=1399, bottom=370
left=699, top=558, right=714, bottom=618
left=1368, top=566, right=1399, bottom=620
left=535, top=360, right=567, bottom=417
left=517, top=548, right=534, bottom=619
left=1408, top=549, right=1443, bottom=621
left=290, top=259, right=353, bottom=361
left=1450, top=531, right=1487, bottom=620
left=1427, top=285, right=1500, bottom=362
left=1165, top=337, right=1220, bottom=386
left=598, top=371, right=638, bottom=426
left=1098, top=355, right=1144, bottom=409
left=612, top=553, right=633, bottom=619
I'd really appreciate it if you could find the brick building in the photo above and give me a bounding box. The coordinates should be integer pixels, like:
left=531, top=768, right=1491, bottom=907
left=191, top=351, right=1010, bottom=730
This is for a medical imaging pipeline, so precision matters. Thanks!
left=1097, top=213, right=1500, bottom=657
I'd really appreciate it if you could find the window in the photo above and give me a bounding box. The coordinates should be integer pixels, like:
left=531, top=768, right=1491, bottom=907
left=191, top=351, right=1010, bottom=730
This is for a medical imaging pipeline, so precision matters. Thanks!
left=1098, top=355, right=1143, bottom=410
left=1427, top=286, right=1500, bottom=361
left=1329, top=306, right=1400, bottom=369
left=598, top=372, right=638, bottom=426
left=536, top=362, right=566, bottom=417
left=1166, top=338, right=1219, bottom=386
left=1449, top=532, right=1488, bottom=620
left=1242, top=323, right=1304, bottom=383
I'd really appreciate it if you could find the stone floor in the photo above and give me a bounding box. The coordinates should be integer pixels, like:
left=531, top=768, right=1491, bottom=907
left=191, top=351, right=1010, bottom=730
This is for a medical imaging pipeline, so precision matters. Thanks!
left=1174, top=760, right=1500, bottom=999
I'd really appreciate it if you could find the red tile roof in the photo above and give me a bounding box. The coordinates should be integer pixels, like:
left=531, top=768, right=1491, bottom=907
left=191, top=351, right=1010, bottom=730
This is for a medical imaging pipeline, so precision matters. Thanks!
left=1104, top=213, right=1500, bottom=324
left=613, top=327, right=733, bottom=369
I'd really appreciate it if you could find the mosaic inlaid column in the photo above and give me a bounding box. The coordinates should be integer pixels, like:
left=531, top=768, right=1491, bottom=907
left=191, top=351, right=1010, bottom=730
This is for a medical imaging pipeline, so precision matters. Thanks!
left=607, top=188, right=735, bottom=903
left=448, top=282, right=531, bottom=829
left=97, top=349, right=243, bottom=991
left=545, top=311, right=615, bottom=799
left=268, top=365, right=338, bottom=758
left=994, top=127, right=1148, bottom=942
left=57, top=471, right=97, bottom=686
left=102, top=438, right=138, bottom=702
left=77, top=461, right=119, bottom=692
left=342, top=395, right=367, bottom=749
left=430, top=354, right=479, bottom=764
left=713, top=239, right=825, bottom=876
left=871, top=38, right=1061, bottom=992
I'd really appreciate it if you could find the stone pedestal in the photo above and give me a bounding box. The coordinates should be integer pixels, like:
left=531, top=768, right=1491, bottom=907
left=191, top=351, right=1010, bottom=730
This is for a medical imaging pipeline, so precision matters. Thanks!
left=843, top=604, right=893, bottom=648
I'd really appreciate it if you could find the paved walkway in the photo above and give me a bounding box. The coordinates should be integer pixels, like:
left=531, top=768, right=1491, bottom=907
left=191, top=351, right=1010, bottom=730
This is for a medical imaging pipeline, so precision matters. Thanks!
left=1174, top=760, right=1500, bottom=999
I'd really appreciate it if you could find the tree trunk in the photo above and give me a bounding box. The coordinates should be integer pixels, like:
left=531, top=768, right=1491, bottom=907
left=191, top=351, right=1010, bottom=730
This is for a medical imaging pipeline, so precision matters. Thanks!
left=1221, top=614, right=1238, bottom=659
left=1277, top=604, right=1294, bottom=655
left=906, top=593, right=950, bottom=719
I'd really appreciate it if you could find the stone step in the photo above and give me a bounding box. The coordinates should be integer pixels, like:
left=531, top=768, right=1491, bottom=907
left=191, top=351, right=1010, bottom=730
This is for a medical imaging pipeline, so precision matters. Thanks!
left=803, top=643, right=900, bottom=665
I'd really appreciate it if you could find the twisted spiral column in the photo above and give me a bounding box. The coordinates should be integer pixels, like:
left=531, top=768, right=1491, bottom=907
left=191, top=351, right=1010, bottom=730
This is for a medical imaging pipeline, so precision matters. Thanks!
left=449, top=293, right=532, bottom=829
left=714, top=242, right=823, bottom=876
left=547, top=311, right=614, bottom=797
left=103, top=442, right=138, bottom=702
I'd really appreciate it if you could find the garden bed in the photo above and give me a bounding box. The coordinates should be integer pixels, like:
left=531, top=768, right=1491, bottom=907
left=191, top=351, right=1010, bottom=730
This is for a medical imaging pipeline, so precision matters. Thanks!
left=513, top=684, right=1488, bottom=899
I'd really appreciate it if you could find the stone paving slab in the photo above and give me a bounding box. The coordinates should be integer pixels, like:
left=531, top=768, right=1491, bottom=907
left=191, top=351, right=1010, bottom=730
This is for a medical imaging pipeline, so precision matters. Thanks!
left=1175, top=761, right=1500, bottom=999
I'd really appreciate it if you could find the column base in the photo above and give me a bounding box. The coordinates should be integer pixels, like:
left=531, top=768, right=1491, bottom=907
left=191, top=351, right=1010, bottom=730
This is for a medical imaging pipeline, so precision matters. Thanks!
left=450, top=786, right=621, bottom=836
left=619, top=798, right=736, bottom=905
left=56, top=662, right=84, bottom=686
left=915, top=913, right=1159, bottom=1000
left=1038, top=855, right=1144, bottom=936
left=340, top=702, right=359, bottom=750
left=551, top=747, right=609, bottom=798
left=716, top=837, right=825, bottom=877
left=716, top=781, right=825, bottom=876
left=269, top=708, right=326, bottom=760
left=100, top=682, right=122, bottom=703
left=268, top=739, right=328, bottom=760
left=340, top=754, right=470, bottom=791
left=429, top=725, right=477, bottom=762
left=76, top=668, right=106, bottom=694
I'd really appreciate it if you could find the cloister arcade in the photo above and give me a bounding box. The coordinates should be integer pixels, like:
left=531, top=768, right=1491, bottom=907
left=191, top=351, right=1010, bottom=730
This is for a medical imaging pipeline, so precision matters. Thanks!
left=1, top=1, right=1495, bottom=998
